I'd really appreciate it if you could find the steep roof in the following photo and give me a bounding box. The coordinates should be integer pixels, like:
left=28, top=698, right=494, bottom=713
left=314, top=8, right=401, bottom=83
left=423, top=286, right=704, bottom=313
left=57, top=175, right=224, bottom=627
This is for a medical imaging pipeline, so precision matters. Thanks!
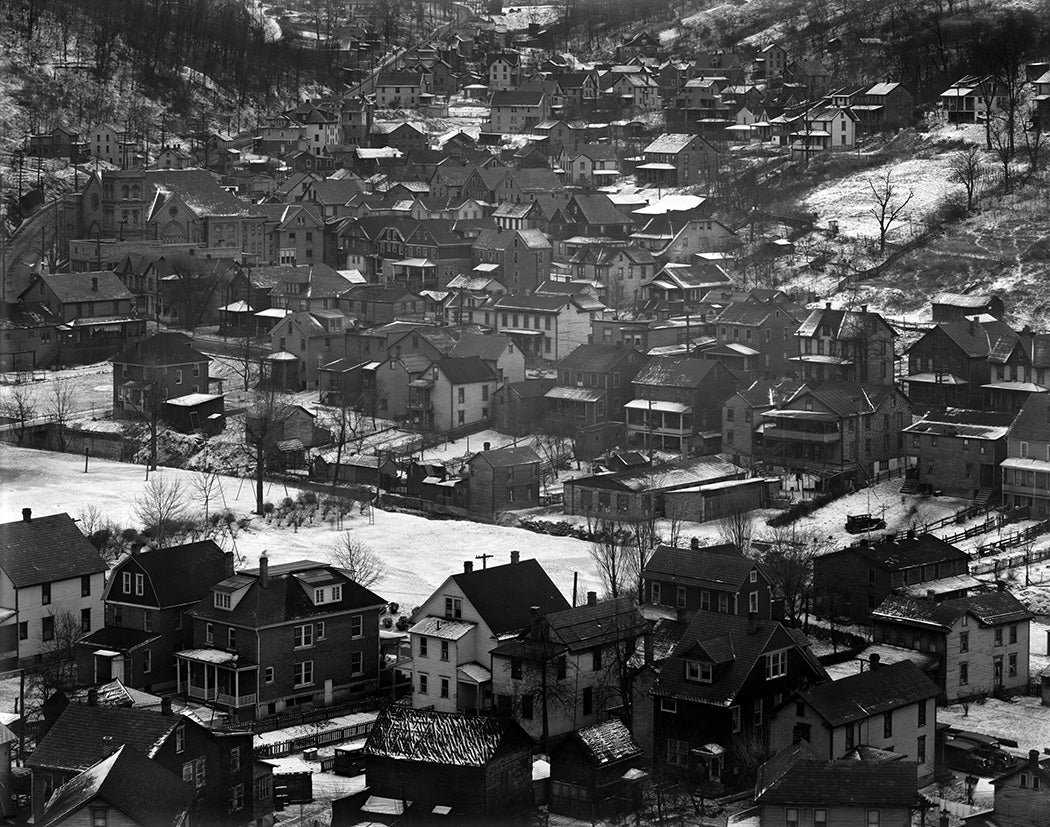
left=142, top=168, right=259, bottom=218
left=435, top=355, right=497, bottom=385
left=0, top=512, right=107, bottom=588
left=923, top=319, right=1017, bottom=359
left=783, top=381, right=902, bottom=418
left=30, top=271, right=134, bottom=304
left=450, top=558, right=570, bottom=635
left=557, top=343, right=641, bottom=373
left=796, top=306, right=893, bottom=340
left=544, top=596, right=647, bottom=651
left=28, top=703, right=183, bottom=772
left=39, top=745, right=194, bottom=827
left=567, top=193, right=631, bottom=227
left=632, top=356, right=725, bottom=388
left=363, top=706, right=531, bottom=766
left=836, top=532, right=970, bottom=570
left=115, top=541, right=231, bottom=608
left=1007, top=391, right=1050, bottom=442
left=571, top=719, right=642, bottom=766
left=715, top=301, right=792, bottom=326
left=0, top=300, right=61, bottom=330
left=644, top=543, right=758, bottom=591
left=449, top=332, right=512, bottom=361
left=490, top=89, right=547, bottom=107
left=112, top=331, right=210, bottom=366
left=644, top=133, right=698, bottom=154
left=798, top=660, right=939, bottom=726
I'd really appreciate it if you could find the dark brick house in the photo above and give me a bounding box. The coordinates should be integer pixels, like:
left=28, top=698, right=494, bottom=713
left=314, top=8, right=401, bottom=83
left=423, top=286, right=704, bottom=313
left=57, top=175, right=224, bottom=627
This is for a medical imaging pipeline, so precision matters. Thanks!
left=112, top=332, right=213, bottom=419
left=178, top=557, right=386, bottom=720
left=902, top=408, right=1012, bottom=498
left=546, top=342, right=648, bottom=430
left=707, top=300, right=801, bottom=379
left=643, top=541, right=775, bottom=620
left=362, top=706, right=533, bottom=818
left=76, top=541, right=234, bottom=692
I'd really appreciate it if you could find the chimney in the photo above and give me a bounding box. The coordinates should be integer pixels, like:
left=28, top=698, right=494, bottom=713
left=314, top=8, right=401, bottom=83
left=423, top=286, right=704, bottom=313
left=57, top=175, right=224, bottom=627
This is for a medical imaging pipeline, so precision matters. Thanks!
left=587, top=591, right=597, bottom=606
left=483, top=441, right=491, bottom=451
left=91, top=277, right=98, bottom=292
left=825, top=301, right=832, bottom=309
left=510, top=550, right=520, bottom=564
left=998, top=581, right=1006, bottom=592
left=747, top=611, right=757, bottom=634
left=259, top=552, right=269, bottom=588
left=224, top=552, right=235, bottom=577
left=21, top=508, right=31, bottom=523
left=1030, top=749, right=1041, bottom=769
left=938, top=812, right=949, bottom=827
left=530, top=605, right=542, bottom=638
left=690, top=536, right=699, bottom=550
left=860, top=304, right=868, bottom=313
left=161, top=697, right=173, bottom=715
left=87, top=688, right=98, bottom=706
left=464, top=560, right=473, bottom=574
left=869, top=652, right=881, bottom=670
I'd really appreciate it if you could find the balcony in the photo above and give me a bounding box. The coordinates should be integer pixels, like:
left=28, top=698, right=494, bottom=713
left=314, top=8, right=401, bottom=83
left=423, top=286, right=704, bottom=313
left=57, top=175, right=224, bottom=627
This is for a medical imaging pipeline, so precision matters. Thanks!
left=217, top=692, right=259, bottom=708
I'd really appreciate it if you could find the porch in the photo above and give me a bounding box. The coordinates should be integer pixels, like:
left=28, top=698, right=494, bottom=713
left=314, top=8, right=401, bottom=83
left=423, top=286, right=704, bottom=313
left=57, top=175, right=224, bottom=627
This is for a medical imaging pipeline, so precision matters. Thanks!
left=176, top=648, right=259, bottom=712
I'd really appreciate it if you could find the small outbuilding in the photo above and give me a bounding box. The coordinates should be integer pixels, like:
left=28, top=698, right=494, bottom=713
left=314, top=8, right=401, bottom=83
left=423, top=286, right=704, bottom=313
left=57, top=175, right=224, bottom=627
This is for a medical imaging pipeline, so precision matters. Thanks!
left=549, top=719, right=646, bottom=821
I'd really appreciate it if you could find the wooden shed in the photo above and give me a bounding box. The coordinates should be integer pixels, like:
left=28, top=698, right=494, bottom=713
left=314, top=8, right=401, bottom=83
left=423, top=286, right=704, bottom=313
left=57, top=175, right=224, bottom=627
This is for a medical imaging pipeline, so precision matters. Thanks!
left=549, top=719, right=646, bottom=821
left=162, top=393, right=225, bottom=434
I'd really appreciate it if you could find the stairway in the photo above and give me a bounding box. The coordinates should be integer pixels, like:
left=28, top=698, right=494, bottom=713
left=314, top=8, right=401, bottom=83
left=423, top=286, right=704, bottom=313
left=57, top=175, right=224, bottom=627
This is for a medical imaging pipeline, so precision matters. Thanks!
left=900, top=478, right=921, bottom=495
left=974, top=488, right=995, bottom=509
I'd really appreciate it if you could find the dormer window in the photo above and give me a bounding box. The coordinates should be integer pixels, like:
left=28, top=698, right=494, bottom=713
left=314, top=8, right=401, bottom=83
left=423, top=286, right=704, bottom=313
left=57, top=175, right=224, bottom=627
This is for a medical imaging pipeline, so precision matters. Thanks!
left=331, top=584, right=342, bottom=602
left=686, top=661, right=712, bottom=683
left=214, top=592, right=232, bottom=610
left=314, top=588, right=325, bottom=604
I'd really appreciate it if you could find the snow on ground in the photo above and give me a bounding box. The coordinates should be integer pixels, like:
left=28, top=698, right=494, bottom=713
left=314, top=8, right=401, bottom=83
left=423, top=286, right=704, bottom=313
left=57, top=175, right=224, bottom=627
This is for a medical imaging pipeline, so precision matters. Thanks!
left=484, top=5, right=562, bottom=30
left=938, top=696, right=1050, bottom=756
left=0, top=445, right=599, bottom=609
left=801, top=155, right=956, bottom=241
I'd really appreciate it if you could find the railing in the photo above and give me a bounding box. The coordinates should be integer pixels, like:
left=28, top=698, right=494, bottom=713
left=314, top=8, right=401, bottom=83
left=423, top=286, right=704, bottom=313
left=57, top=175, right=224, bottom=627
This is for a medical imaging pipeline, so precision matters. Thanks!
left=216, top=692, right=258, bottom=708
left=187, top=685, right=217, bottom=701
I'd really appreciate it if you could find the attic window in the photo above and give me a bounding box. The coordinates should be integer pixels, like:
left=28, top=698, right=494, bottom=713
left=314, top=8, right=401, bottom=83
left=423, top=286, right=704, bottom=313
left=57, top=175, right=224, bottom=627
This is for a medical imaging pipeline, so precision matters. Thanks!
left=686, top=660, right=712, bottom=683
left=214, top=592, right=232, bottom=610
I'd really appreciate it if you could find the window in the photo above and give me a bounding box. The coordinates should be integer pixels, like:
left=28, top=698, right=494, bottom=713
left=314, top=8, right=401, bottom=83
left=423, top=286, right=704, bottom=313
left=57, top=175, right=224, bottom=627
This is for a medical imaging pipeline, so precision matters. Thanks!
left=511, top=659, right=523, bottom=680
left=749, top=570, right=757, bottom=583
left=960, top=661, right=969, bottom=685
left=350, top=614, right=362, bottom=638
left=918, top=699, right=926, bottom=728
left=718, top=593, right=729, bottom=613
left=651, top=582, right=662, bottom=603
left=731, top=705, right=741, bottom=732
left=960, top=631, right=969, bottom=652
left=440, top=641, right=449, bottom=661
left=313, top=588, right=325, bottom=604
left=293, top=661, right=314, bottom=687
left=457, top=387, right=465, bottom=404
left=754, top=697, right=764, bottom=726
left=749, top=591, right=759, bottom=613
left=918, top=735, right=927, bottom=764
left=582, top=686, right=593, bottom=715
left=883, top=711, right=893, bottom=738
left=81, top=608, right=92, bottom=633
left=521, top=693, right=534, bottom=719
left=676, top=586, right=687, bottom=608
left=592, top=649, right=602, bottom=671
left=765, top=649, right=788, bottom=679
left=701, top=591, right=711, bottom=611
left=660, top=697, right=677, bottom=713
left=227, top=628, right=235, bottom=649
left=1021, top=772, right=1029, bottom=788
left=175, top=369, right=183, bottom=385
left=143, top=611, right=152, bottom=632
left=667, top=738, right=689, bottom=766
left=42, top=616, right=54, bottom=642
left=81, top=574, right=91, bottom=597
left=265, top=667, right=274, bottom=684
left=91, top=809, right=107, bottom=827
left=294, top=623, right=314, bottom=649
left=183, top=757, right=206, bottom=789
left=17, top=622, right=27, bottom=641
left=686, top=661, right=713, bottom=683
left=122, top=572, right=132, bottom=593
left=41, top=583, right=51, bottom=605
left=786, top=809, right=799, bottom=827
left=814, top=809, right=827, bottom=827
left=419, top=636, right=428, bottom=657
left=176, top=725, right=186, bottom=754
left=143, top=648, right=152, bottom=673
left=214, top=592, right=231, bottom=610
left=1010, top=624, right=1018, bottom=644
left=445, top=597, right=462, bottom=619
left=317, top=621, right=326, bottom=640
left=866, top=811, right=880, bottom=827
left=134, top=573, right=144, bottom=596
left=229, top=783, right=244, bottom=813
left=206, top=623, right=214, bottom=644
left=331, top=584, right=342, bottom=602
left=556, top=656, right=567, bottom=680
left=1009, top=652, right=1018, bottom=677
left=995, top=627, right=1003, bottom=646
left=440, top=677, right=450, bottom=698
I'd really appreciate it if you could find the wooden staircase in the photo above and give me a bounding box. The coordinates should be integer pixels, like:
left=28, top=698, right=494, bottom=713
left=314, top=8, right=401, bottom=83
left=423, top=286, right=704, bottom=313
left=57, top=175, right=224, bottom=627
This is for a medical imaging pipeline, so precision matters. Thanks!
left=900, top=478, right=921, bottom=495
left=974, top=488, right=995, bottom=509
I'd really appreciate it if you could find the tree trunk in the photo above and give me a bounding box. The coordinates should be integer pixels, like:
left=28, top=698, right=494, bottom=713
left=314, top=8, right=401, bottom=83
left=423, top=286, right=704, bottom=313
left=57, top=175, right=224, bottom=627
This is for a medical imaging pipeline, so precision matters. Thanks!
left=256, top=441, right=265, bottom=514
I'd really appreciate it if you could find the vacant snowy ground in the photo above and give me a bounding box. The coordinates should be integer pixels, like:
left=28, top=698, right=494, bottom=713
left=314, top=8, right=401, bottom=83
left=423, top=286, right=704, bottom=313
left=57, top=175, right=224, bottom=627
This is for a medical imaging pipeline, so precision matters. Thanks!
left=938, top=695, right=1050, bottom=756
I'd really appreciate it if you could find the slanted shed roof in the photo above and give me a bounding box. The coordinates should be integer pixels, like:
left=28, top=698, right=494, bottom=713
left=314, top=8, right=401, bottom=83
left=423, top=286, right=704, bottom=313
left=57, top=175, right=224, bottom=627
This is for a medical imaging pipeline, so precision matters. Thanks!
left=556, top=342, right=640, bottom=373
left=798, top=660, right=939, bottom=726
left=363, top=706, right=531, bottom=766
left=39, top=745, right=194, bottom=827
left=0, top=513, right=107, bottom=588
left=450, top=558, right=570, bottom=635
left=449, top=333, right=512, bottom=361
left=632, top=356, right=724, bottom=388
left=544, top=596, right=647, bottom=651
left=436, top=355, right=497, bottom=385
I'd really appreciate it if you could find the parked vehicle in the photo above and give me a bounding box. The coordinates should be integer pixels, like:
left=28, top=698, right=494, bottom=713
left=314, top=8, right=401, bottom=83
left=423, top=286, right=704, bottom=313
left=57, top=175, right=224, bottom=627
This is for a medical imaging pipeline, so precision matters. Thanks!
left=846, top=513, right=887, bottom=534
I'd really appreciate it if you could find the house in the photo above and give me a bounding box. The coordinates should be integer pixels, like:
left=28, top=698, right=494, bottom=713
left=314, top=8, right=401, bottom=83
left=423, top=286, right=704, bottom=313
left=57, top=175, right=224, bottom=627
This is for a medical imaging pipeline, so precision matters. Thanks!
left=709, top=301, right=801, bottom=379
left=87, top=123, right=140, bottom=167
left=756, top=43, right=788, bottom=78
left=548, top=719, right=646, bottom=821
left=493, top=378, right=556, bottom=434
left=549, top=193, right=634, bottom=239
left=905, top=318, right=1018, bottom=410
left=640, top=261, right=733, bottom=307
left=466, top=445, right=542, bottom=515
left=871, top=589, right=1031, bottom=702
left=983, top=330, right=1050, bottom=413
left=636, top=134, right=718, bottom=188
left=1001, top=392, right=1050, bottom=516
left=111, top=332, right=212, bottom=420
left=27, top=126, right=85, bottom=162
left=38, top=745, right=195, bottom=827
left=813, top=533, right=973, bottom=623
left=792, top=303, right=896, bottom=386
left=472, top=228, right=552, bottom=294
left=564, top=454, right=745, bottom=522
left=721, top=378, right=800, bottom=466
left=448, top=332, right=526, bottom=385
left=903, top=409, right=1013, bottom=499
left=267, top=309, right=351, bottom=389
left=626, top=356, right=739, bottom=454
left=616, top=30, right=660, bottom=61
left=342, top=285, right=424, bottom=326
left=0, top=300, right=61, bottom=371
left=759, top=381, right=911, bottom=488
left=0, top=510, right=107, bottom=666
left=790, top=105, right=857, bottom=154
left=545, top=343, right=647, bottom=451
left=852, top=82, right=915, bottom=133
left=643, top=541, right=776, bottom=620
left=569, top=246, right=656, bottom=309
left=769, top=659, right=940, bottom=784
left=637, top=610, right=828, bottom=784
left=407, top=355, right=497, bottom=432
left=940, top=75, right=1006, bottom=124
left=28, top=700, right=258, bottom=827
left=485, top=292, right=603, bottom=361
left=488, top=52, right=521, bottom=90
left=18, top=271, right=144, bottom=365
left=362, top=706, right=533, bottom=817
left=754, top=742, right=919, bottom=827
left=491, top=593, right=648, bottom=742
left=178, top=556, right=386, bottom=719
left=374, top=70, right=425, bottom=108
left=407, top=555, right=570, bottom=714
left=76, top=542, right=234, bottom=692
left=932, top=292, right=1005, bottom=323
left=982, top=749, right=1050, bottom=827
left=488, top=89, right=551, bottom=134
left=560, top=144, right=620, bottom=186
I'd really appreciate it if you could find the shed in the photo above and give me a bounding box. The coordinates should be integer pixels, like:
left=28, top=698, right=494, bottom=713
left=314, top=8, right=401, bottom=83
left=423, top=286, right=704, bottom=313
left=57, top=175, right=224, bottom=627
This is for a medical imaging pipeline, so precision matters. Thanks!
left=549, top=719, right=646, bottom=821
left=162, top=393, right=225, bottom=434
left=662, top=477, right=779, bottom=523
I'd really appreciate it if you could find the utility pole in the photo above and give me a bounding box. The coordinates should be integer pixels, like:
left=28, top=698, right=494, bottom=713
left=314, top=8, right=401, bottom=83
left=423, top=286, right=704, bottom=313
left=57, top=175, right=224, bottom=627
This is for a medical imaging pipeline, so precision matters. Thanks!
left=475, top=552, right=493, bottom=569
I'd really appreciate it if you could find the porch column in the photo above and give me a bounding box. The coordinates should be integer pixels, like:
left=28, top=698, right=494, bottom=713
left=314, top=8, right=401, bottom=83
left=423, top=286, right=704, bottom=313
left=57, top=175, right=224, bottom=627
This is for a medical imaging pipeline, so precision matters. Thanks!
left=203, top=662, right=208, bottom=699
left=234, top=669, right=239, bottom=705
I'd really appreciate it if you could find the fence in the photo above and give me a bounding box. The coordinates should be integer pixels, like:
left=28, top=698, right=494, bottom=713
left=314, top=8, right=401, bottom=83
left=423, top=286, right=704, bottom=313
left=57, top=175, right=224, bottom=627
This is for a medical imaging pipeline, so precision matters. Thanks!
left=971, top=519, right=1050, bottom=560
left=939, top=513, right=1008, bottom=546
left=254, top=712, right=378, bottom=759
left=889, top=502, right=1000, bottom=543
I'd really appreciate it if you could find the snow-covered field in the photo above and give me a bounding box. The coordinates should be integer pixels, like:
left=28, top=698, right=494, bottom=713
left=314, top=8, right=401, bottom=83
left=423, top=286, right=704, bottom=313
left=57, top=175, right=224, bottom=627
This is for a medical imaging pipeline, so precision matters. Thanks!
left=0, top=445, right=598, bottom=609
left=484, top=5, right=562, bottom=30
left=938, top=695, right=1050, bottom=756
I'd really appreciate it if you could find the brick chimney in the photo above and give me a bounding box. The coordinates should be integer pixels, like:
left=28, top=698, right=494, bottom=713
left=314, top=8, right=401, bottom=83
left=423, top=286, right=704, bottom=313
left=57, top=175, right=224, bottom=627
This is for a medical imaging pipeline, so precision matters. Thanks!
left=21, top=508, right=31, bottom=523
left=463, top=561, right=473, bottom=573
left=690, top=536, right=699, bottom=550
left=87, top=688, right=97, bottom=706
left=587, top=591, right=597, bottom=606
left=259, top=552, right=269, bottom=588
left=224, top=552, right=235, bottom=577
left=161, top=697, right=173, bottom=715
left=510, top=550, right=520, bottom=564
left=1030, top=749, right=1040, bottom=769
left=869, top=652, right=881, bottom=670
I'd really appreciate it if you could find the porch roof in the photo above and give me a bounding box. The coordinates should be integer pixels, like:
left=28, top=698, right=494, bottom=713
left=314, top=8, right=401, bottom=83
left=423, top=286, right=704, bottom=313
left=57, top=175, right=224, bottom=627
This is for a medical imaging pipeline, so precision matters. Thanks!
left=177, top=648, right=256, bottom=669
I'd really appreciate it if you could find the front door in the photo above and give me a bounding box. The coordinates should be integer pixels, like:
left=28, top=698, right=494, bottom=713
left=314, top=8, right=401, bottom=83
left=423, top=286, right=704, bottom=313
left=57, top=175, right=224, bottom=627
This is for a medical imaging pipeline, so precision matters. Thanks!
left=980, top=463, right=994, bottom=488
left=994, top=655, right=1004, bottom=689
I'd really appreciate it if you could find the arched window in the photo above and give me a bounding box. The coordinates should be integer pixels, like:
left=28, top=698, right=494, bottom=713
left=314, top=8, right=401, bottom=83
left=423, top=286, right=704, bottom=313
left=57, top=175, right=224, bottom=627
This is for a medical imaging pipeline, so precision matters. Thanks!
left=120, top=185, right=130, bottom=200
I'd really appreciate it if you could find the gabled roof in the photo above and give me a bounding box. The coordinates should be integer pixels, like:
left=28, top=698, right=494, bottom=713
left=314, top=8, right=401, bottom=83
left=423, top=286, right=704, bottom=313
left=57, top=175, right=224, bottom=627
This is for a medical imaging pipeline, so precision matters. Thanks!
left=834, top=532, right=970, bottom=571
left=27, top=271, right=134, bottom=304
left=28, top=703, right=183, bottom=772
left=113, top=541, right=230, bottom=608
left=0, top=300, right=61, bottom=330
left=39, top=745, right=194, bottom=827
left=435, top=355, right=497, bottom=385
left=797, top=660, right=939, bottom=726
left=449, top=332, right=512, bottom=361
left=566, top=194, right=631, bottom=227
left=715, top=301, right=794, bottom=326
left=755, top=742, right=919, bottom=807
left=112, top=332, right=210, bottom=367
left=632, top=356, right=726, bottom=389
left=644, top=543, right=759, bottom=591
left=780, top=381, right=902, bottom=419
left=873, top=590, right=1031, bottom=629
left=919, top=319, right=1017, bottom=359
left=491, top=89, right=547, bottom=107
left=0, top=512, right=107, bottom=588
left=468, top=445, right=541, bottom=468
left=141, top=168, right=259, bottom=218
left=363, top=706, right=531, bottom=766
left=544, top=596, right=647, bottom=651
left=570, top=719, right=642, bottom=766
left=557, top=342, right=641, bottom=373
left=1008, top=392, right=1050, bottom=441
left=796, top=306, right=894, bottom=340
left=644, top=133, right=700, bottom=154
left=449, top=558, right=570, bottom=636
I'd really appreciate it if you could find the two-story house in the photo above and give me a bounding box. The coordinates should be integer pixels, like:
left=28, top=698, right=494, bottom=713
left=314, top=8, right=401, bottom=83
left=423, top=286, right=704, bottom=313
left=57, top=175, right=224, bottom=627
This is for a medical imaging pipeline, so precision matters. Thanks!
left=903, top=408, right=1013, bottom=499
left=112, top=332, right=212, bottom=420
left=407, top=355, right=498, bottom=432
left=490, top=594, right=647, bottom=744
left=722, top=378, right=800, bottom=466
left=985, top=331, right=1050, bottom=413
left=643, top=540, right=775, bottom=620
left=76, top=541, right=234, bottom=692
left=792, top=303, right=895, bottom=386
left=448, top=332, right=525, bottom=385
left=268, top=309, right=352, bottom=390
left=1001, top=392, right=1050, bottom=516
left=488, top=89, right=551, bottom=133
left=0, top=300, right=62, bottom=372
left=636, top=134, right=718, bottom=188
left=0, top=509, right=107, bottom=666
left=560, top=144, right=620, bottom=187
left=626, top=356, right=738, bottom=454
left=569, top=246, right=656, bottom=310
left=813, top=533, right=973, bottom=623
left=178, top=556, right=386, bottom=720
left=983, top=750, right=1050, bottom=827
left=636, top=610, right=828, bottom=786
left=871, top=589, right=1031, bottom=702
left=769, top=659, right=940, bottom=784
left=472, top=228, right=552, bottom=294
left=708, top=301, right=801, bottom=379
left=407, top=555, right=570, bottom=715
left=546, top=343, right=647, bottom=427
left=485, top=292, right=605, bottom=362
left=466, top=446, right=542, bottom=515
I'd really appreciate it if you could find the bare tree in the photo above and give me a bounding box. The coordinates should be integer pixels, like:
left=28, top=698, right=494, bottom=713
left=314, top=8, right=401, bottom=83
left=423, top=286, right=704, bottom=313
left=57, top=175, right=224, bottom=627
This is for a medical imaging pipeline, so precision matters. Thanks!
left=324, top=400, right=364, bottom=488
left=192, top=466, right=222, bottom=522
left=990, top=115, right=1017, bottom=193
left=228, top=334, right=260, bottom=393
left=329, top=533, right=384, bottom=588
left=589, top=520, right=632, bottom=599
left=245, top=386, right=295, bottom=515
left=1, top=381, right=37, bottom=445
left=759, top=527, right=831, bottom=627
left=135, top=476, right=190, bottom=546
left=867, top=171, right=914, bottom=252
left=665, top=496, right=689, bottom=549
left=718, top=510, right=753, bottom=554
left=1022, top=106, right=1045, bottom=174
left=26, top=610, right=82, bottom=718
left=46, top=380, right=76, bottom=452
left=948, top=145, right=985, bottom=212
